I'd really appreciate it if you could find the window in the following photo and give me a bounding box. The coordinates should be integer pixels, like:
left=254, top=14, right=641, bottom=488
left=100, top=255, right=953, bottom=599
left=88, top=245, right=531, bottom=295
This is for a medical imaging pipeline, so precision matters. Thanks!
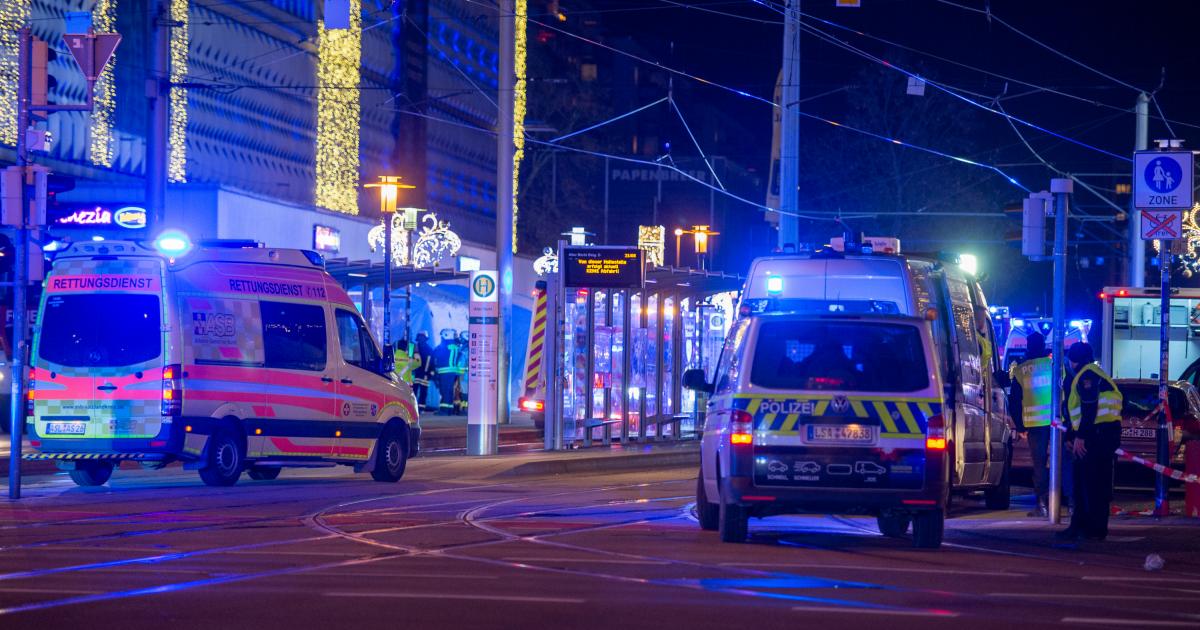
left=336, top=310, right=381, bottom=372
left=39, top=294, right=161, bottom=367
left=750, top=320, right=929, bottom=393
left=713, top=320, right=749, bottom=396
left=260, top=301, right=327, bottom=371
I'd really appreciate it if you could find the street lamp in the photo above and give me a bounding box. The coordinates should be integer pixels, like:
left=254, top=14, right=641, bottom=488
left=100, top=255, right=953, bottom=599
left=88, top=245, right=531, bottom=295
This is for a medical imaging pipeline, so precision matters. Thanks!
left=674, top=225, right=720, bottom=270
left=365, top=175, right=415, bottom=348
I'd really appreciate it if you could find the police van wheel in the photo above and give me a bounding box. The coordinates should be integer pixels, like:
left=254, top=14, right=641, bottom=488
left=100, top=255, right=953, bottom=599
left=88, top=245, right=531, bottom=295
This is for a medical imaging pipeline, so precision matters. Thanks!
left=696, top=475, right=719, bottom=531
left=876, top=512, right=911, bottom=538
left=984, top=449, right=1013, bottom=510
left=248, top=466, right=281, bottom=481
left=911, top=509, right=944, bottom=549
left=68, top=461, right=114, bottom=487
left=199, top=431, right=244, bottom=487
left=371, top=428, right=407, bottom=483
left=718, top=489, right=749, bottom=543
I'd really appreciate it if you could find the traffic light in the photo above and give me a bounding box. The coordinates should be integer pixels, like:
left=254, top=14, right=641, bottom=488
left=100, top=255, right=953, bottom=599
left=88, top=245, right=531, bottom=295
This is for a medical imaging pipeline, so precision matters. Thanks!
left=1022, top=192, right=1052, bottom=259
left=30, top=37, right=58, bottom=112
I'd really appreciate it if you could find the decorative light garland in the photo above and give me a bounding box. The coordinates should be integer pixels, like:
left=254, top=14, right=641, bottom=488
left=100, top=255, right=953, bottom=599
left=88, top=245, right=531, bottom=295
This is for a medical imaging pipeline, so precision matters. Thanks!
left=638, top=225, right=665, bottom=267
left=533, top=246, right=558, bottom=276
left=511, top=0, right=526, bottom=253
left=167, top=0, right=189, bottom=182
left=0, top=0, right=31, bottom=148
left=315, top=0, right=362, bottom=214
left=88, top=0, right=116, bottom=167
left=368, top=210, right=461, bottom=268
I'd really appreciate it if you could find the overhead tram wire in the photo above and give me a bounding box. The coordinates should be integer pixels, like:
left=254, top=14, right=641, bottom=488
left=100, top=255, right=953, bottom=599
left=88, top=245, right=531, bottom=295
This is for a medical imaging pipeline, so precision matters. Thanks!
left=770, top=8, right=1134, bottom=163
left=456, top=0, right=1030, bottom=193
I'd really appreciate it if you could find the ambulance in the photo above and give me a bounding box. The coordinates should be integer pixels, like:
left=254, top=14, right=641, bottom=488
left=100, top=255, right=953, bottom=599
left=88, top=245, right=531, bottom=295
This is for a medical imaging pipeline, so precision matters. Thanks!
left=690, top=246, right=1012, bottom=548
left=26, top=237, right=421, bottom=487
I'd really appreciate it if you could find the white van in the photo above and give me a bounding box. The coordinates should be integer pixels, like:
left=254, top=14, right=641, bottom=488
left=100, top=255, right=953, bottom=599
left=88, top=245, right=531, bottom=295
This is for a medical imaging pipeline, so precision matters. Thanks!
left=27, top=238, right=420, bottom=487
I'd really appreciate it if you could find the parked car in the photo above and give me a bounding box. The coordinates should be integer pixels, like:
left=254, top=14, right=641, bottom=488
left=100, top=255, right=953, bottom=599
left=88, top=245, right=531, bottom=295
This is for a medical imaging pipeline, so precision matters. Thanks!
left=1116, top=379, right=1197, bottom=466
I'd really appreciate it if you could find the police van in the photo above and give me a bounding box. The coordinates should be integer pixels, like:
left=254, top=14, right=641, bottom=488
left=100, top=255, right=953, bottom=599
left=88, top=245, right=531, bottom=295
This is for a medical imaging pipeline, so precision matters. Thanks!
left=689, top=248, right=1012, bottom=548
left=27, top=237, right=420, bottom=487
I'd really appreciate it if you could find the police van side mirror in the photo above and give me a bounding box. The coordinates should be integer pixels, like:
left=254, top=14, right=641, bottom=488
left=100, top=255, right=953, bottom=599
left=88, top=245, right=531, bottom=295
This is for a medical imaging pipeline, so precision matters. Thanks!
left=682, top=368, right=712, bottom=394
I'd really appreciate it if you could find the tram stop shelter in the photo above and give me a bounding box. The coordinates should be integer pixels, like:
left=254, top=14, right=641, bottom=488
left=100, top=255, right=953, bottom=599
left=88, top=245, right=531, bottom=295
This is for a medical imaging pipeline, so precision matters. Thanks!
left=324, top=257, right=468, bottom=340
left=544, top=245, right=744, bottom=450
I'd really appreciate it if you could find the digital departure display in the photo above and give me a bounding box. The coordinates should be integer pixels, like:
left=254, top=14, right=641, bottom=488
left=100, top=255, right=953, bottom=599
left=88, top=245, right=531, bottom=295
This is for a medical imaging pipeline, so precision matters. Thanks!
left=562, top=246, right=644, bottom=289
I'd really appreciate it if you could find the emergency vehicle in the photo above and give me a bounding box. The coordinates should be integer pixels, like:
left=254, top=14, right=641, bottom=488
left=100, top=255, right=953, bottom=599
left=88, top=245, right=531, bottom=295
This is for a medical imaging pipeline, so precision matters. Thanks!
left=692, top=249, right=1012, bottom=548
left=27, top=237, right=421, bottom=487
left=1002, top=316, right=1090, bottom=370
left=1100, top=286, right=1200, bottom=382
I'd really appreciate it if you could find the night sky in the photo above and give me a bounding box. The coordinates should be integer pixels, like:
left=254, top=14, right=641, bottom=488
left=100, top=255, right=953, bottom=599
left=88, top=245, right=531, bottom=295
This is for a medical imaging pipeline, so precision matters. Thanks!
left=578, top=0, right=1200, bottom=320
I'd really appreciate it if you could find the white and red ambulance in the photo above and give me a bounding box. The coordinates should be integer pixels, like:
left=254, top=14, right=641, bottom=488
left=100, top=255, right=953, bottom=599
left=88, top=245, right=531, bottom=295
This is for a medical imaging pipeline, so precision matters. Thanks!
left=27, top=236, right=420, bottom=487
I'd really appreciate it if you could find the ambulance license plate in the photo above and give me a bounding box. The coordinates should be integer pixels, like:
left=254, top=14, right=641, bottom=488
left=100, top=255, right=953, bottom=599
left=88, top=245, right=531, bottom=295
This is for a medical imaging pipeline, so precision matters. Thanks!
left=46, top=421, right=87, bottom=435
left=807, top=424, right=875, bottom=444
left=1121, top=427, right=1155, bottom=440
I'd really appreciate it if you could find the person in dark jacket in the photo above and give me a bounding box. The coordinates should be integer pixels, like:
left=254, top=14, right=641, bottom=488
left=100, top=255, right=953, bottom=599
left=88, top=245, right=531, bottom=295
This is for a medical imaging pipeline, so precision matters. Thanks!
left=1056, top=343, right=1122, bottom=541
left=431, top=330, right=461, bottom=416
left=412, top=332, right=434, bottom=410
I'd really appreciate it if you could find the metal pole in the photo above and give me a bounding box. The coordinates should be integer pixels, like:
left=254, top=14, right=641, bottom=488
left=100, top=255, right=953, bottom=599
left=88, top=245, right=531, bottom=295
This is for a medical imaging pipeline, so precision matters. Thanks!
left=383, top=216, right=392, bottom=347
left=1128, top=93, right=1149, bottom=287
left=777, top=0, right=801, bottom=248
left=8, top=29, right=32, bottom=500
left=496, top=0, right=516, bottom=426
left=146, top=0, right=169, bottom=228
left=405, top=285, right=412, bottom=341
left=1048, top=178, right=1072, bottom=524
left=603, top=157, right=609, bottom=245
left=1156, top=244, right=1170, bottom=515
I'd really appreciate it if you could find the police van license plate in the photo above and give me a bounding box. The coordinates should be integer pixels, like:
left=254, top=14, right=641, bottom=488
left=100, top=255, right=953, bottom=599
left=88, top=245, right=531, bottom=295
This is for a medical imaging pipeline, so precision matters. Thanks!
left=806, top=424, right=875, bottom=444
left=46, top=421, right=87, bottom=435
left=1121, top=427, right=1155, bottom=440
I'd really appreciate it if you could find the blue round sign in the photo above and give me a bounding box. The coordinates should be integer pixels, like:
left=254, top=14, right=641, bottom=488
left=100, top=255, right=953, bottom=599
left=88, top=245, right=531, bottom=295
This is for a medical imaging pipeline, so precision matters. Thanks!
left=1144, top=156, right=1183, bottom=194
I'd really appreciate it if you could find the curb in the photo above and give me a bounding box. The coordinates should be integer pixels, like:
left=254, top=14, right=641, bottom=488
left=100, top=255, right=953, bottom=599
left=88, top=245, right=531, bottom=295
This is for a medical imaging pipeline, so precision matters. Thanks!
left=492, top=445, right=700, bottom=478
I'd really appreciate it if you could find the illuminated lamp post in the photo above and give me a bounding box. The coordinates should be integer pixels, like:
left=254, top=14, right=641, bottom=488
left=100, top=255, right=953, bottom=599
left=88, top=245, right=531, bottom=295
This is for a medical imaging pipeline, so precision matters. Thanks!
left=674, top=226, right=720, bottom=270
left=365, top=175, right=415, bottom=348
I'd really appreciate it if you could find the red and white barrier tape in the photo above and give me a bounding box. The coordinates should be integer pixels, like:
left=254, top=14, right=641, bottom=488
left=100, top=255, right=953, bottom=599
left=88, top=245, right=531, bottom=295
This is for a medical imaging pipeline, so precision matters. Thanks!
left=1114, top=448, right=1200, bottom=485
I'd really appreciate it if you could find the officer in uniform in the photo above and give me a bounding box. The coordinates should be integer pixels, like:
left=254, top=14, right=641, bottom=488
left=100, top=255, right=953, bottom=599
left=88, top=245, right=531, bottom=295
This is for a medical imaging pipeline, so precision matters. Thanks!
left=432, top=329, right=461, bottom=416
left=411, top=332, right=433, bottom=411
left=1057, top=342, right=1122, bottom=541
left=1008, top=332, right=1054, bottom=517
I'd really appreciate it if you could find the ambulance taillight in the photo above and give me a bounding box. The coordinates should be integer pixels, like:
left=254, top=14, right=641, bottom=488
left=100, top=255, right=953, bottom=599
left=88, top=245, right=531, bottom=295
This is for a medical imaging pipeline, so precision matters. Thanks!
left=162, top=364, right=183, bottom=417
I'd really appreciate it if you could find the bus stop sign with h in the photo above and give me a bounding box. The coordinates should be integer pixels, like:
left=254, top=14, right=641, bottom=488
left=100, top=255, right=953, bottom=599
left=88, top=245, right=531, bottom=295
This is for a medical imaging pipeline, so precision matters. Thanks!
left=1135, top=145, right=1194, bottom=516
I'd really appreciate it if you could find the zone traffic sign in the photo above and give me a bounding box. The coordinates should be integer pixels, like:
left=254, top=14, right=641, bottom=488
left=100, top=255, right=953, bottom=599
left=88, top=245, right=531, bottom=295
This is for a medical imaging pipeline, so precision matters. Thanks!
left=1134, top=150, right=1193, bottom=210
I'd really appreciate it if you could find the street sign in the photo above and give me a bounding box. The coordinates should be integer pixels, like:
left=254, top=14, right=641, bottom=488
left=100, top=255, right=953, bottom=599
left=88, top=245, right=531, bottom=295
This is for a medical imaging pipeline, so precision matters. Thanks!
left=62, top=32, right=121, bottom=81
left=467, top=270, right=499, bottom=455
left=1141, top=209, right=1183, bottom=241
left=1134, top=151, right=1193, bottom=210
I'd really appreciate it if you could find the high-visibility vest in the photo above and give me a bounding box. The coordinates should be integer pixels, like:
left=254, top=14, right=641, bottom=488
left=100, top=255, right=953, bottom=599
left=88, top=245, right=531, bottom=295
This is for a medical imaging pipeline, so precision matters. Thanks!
left=394, top=343, right=416, bottom=384
left=1067, top=363, right=1123, bottom=431
left=1011, top=356, right=1053, bottom=427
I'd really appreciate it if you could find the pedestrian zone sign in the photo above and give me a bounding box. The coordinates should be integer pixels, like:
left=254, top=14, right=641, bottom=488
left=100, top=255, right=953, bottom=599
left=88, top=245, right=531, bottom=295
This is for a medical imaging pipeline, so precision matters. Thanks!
left=1141, top=209, right=1183, bottom=241
left=1134, top=151, right=1193, bottom=210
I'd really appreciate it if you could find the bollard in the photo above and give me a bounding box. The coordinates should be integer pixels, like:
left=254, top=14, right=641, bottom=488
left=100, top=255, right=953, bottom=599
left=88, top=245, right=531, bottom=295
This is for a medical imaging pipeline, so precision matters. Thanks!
left=1186, top=440, right=1200, bottom=518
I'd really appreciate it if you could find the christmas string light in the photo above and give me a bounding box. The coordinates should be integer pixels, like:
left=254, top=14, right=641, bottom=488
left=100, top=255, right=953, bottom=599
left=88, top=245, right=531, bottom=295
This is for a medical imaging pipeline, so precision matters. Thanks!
left=511, top=0, right=527, bottom=253
left=167, top=0, right=189, bottom=182
left=0, top=0, right=30, bottom=148
left=315, top=0, right=362, bottom=214
left=89, top=0, right=116, bottom=167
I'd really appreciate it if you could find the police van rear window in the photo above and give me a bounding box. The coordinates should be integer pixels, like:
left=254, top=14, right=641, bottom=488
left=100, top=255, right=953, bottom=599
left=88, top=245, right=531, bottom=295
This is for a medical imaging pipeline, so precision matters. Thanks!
left=39, top=294, right=161, bottom=367
left=750, top=321, right=929, bottom=392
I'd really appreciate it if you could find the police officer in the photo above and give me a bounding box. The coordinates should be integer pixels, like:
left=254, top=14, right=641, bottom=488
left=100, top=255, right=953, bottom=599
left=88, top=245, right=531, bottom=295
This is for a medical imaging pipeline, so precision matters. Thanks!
left=432, top=329, right=461, bottom=416
left=1008, top=332, right=1054, bottom=517
left=1057, top=342, right=1122, bottom=541
left=412, top=332, right=433, bottom=410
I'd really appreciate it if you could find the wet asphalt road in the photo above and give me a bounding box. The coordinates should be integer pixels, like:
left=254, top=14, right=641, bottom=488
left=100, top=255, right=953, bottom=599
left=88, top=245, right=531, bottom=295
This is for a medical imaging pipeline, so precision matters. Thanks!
left=0, top=460, right=1197, bottom=629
